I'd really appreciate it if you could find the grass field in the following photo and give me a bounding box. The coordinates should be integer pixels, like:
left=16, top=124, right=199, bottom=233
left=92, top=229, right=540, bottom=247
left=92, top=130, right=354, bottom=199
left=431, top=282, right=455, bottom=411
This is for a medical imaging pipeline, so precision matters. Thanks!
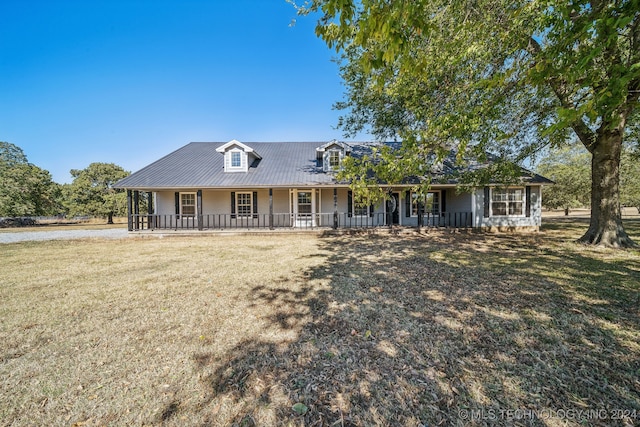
left=1, top=219, right=639, bottom=426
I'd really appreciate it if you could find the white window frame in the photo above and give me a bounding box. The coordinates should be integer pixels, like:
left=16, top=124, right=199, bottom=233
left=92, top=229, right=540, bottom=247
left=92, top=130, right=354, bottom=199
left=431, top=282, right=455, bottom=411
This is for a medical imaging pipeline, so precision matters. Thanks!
left=297, top=191, right=313, bottom=214
left=328, top=150, right=341, bottom=170
left=411, top=191, right=440, bottom=216
left=235, top=192, right=253, bottom=217
left=180, top=192, right=196, bottom=216
left=491, top=187, right=525, bottom=217
left=231, top=151, right=242, bottom=168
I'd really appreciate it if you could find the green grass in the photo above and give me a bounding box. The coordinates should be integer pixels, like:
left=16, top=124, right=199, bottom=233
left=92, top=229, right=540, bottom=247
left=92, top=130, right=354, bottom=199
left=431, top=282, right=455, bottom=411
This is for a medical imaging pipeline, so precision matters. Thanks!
left=0, top=219, right=639, bottom=426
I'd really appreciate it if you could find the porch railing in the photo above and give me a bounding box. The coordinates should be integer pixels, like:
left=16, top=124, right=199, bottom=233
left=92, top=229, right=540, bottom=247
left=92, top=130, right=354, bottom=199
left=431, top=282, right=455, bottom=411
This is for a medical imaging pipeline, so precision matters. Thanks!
left=129, top=212, right=473, bottom=231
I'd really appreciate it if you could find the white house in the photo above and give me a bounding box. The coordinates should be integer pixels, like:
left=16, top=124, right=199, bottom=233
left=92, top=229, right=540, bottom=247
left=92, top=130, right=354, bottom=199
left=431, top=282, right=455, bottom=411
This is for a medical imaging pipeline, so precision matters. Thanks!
left=114, top=140, right=551, bottom=232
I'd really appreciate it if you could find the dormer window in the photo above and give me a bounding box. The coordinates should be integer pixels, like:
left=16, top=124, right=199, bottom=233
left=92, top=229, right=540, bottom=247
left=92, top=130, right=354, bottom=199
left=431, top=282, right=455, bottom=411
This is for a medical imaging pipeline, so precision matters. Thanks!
left=231, top=151, right=241, bottom=168
left=216, top=139, right=261, bottom=173
left=316, top=140, right=351, bottom=172
left=328, top=150, right=341, bottom=169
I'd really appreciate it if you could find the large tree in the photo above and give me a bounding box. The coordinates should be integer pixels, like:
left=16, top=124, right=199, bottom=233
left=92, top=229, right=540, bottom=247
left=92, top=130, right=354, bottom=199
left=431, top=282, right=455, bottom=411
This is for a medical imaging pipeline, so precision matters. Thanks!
left=0, top=142, right=61, bottom=217
left=298, top=0, right=639, bottom=247
left=66, top=162, right=130, bottom=223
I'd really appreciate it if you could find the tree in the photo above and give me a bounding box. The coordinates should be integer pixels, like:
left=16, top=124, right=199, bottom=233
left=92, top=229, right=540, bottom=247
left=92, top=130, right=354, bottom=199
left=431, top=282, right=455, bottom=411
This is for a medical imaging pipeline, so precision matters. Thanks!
left=66, top=163, right=130, bottom=223
left=0, top=142, right=61, bottom=217
left=298, top=0, right=639, bottom=247
left=537, top=143, right=591, bottom=215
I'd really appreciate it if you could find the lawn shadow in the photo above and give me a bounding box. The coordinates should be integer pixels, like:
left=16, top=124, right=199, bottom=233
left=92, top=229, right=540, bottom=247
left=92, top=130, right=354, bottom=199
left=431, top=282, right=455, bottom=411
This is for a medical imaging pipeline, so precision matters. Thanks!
left=183, top=230, right=640, bottom=426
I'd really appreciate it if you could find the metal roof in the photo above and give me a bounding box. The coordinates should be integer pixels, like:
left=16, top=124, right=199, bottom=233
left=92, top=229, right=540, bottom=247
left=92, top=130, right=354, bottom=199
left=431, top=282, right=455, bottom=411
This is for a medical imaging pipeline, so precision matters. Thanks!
left=114, top=141, right=552, bottom=190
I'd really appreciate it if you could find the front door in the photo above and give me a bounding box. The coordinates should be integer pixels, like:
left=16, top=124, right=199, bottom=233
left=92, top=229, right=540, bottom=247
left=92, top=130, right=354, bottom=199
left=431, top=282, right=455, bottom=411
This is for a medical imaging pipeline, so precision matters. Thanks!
left=295, top=190, right=314, bottom=227
left=386, top=193, right=400, bottom=225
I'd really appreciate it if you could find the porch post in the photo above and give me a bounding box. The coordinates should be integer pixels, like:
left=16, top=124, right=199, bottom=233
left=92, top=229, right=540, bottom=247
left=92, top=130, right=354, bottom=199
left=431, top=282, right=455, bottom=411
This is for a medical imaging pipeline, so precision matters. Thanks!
left=197, top=189, right=203, bottom=230
left=126, top=190, right=133, bottom=231
left=333, top=188, right=338, bottom=229
left=133, top=191, right=140, bottom=230
left=269, top=188, right=274, bottom=230
left=147, top=192, right=153, bottom=230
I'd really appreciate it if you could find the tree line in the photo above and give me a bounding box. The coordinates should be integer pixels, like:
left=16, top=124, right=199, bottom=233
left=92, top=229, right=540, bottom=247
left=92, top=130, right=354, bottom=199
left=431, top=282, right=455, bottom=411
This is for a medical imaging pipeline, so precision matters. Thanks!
left=537, top=142, right=640, bottom=215
left=0, top=141, right=131, bottom=223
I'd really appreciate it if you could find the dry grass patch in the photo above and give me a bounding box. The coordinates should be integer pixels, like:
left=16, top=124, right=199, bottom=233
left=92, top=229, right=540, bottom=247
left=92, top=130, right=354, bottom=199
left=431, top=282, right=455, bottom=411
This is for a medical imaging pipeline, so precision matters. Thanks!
left=1, top=219, right=639, bottom=426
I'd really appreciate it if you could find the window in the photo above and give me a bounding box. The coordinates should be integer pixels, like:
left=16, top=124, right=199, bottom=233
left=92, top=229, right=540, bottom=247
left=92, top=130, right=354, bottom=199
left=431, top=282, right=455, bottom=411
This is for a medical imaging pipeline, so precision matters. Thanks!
left=491, top=188, right=524, bottom=216
left=328, top=150, right=341, bottom=169
left=231, top=151, right=241, bottom=168
left=411, top=191, right=440, bottom=216
left=297, top=191, right=312, bottom=214
left=353, top=200, right=368, bottom=216
left=236, top=192, right=253, bottom=217
left=181, top=193, right=196, bottom=216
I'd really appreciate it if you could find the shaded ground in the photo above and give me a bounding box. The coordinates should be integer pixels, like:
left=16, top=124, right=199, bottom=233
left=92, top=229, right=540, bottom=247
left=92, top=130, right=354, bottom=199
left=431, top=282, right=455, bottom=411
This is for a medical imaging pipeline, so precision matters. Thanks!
left=0, top=219, right=638, bottom=426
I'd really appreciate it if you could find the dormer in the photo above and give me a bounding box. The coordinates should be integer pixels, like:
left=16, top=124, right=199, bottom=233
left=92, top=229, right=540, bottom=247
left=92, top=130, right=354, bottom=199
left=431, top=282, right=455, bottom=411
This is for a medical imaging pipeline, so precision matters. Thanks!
left=316, top=140, right=351, bottom=172
left=216, top=139, right=261, bottom=173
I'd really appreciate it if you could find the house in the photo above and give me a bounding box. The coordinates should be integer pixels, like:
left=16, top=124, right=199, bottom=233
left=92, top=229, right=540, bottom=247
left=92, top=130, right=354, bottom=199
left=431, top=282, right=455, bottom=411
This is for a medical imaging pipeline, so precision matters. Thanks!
left=114, top=139, right=552, bottom=232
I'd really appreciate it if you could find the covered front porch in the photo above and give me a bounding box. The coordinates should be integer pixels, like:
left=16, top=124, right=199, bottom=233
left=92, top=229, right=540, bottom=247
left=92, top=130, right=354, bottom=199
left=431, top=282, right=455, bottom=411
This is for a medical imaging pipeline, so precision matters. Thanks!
left=125, top=187, right=474, bottom=232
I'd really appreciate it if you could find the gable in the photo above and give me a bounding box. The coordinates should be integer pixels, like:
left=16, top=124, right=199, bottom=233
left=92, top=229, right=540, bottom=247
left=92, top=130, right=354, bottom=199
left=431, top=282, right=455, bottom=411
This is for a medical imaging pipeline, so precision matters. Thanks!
left=216, top=139, right=262, bottom=173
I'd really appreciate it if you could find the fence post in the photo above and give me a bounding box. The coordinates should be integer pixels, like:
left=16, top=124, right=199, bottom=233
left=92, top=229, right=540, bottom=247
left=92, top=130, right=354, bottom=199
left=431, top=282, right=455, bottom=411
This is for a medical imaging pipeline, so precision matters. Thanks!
left=269, top=189, right=274, bottom=230
left=126, top=190, right=133, bottom=231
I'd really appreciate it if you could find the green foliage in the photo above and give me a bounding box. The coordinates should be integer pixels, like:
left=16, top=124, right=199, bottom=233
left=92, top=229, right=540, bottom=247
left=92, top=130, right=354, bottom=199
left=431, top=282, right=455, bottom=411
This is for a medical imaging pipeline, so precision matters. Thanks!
left=0, top=141, right=28, bottom=166
left=536, top=143, right=591, bottom=212
left=65, top=162, right=130, bottom=222
left=0, top=142, right=61, bottom=217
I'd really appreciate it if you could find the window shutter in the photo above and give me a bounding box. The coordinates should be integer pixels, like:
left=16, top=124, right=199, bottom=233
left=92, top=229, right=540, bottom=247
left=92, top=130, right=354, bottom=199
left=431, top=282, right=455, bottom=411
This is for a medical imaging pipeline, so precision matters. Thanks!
left=347, top=190, right=353, bottom=217
left=175, top=192, right=180, bottom=218
left=323, top=152, right=329, bottom=172
left=441, top=189, right=447, bottom=215
left=525, top=186, right=531, bottom=217
left=483, top=187, right=490, bottom=218
left=405, top=191, right=411, bottom=217
left=369, top=204, right=374, bottom=218
left=252, top=191, right=258, bottom=219
left=231, top=192, right=236, bottom=219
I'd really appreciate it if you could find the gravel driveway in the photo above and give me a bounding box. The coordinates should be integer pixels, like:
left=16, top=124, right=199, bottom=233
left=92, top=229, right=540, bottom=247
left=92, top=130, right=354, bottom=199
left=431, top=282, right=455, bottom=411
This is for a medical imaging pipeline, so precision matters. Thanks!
left=0, top=228, right=129, bottom=243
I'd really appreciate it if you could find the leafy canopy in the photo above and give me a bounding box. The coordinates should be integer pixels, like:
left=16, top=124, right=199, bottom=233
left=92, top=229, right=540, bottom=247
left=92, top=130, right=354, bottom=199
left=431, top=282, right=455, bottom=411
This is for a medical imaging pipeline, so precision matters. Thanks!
left=296, top=0, right=639, bottom=189
left=65, top=162, right=130, bottom=220
left=0, top=142, right=61, bottom=217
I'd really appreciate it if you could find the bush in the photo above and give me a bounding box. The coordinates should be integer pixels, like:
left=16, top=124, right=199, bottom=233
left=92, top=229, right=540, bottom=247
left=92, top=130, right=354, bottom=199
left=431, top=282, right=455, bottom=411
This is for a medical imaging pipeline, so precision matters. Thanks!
left=0, top=217, right=37, bottom=228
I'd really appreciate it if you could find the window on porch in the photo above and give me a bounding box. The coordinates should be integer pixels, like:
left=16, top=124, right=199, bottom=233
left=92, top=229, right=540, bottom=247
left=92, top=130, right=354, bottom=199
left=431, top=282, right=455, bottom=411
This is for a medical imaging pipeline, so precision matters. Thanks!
left=411, top=191, right=440, bottom=216
left=181, top=193, right=196, bottom=216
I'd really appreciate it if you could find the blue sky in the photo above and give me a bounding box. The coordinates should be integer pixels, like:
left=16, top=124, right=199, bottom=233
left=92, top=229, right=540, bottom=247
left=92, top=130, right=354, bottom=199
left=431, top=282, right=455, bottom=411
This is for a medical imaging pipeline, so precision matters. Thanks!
left=1, top=0, right=364, bottom=183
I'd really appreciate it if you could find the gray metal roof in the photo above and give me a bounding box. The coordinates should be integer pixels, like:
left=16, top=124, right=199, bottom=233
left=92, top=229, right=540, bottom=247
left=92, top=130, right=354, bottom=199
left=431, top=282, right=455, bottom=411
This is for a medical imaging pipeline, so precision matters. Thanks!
left=114, top=142, right=346, bottom=190
left=114, top=141, right=552, bottom=190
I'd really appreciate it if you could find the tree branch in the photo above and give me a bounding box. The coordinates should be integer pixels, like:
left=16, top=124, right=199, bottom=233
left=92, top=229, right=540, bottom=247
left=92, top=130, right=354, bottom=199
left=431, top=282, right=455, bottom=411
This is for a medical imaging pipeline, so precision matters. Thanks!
left=527, top=37, right=598, bottom=151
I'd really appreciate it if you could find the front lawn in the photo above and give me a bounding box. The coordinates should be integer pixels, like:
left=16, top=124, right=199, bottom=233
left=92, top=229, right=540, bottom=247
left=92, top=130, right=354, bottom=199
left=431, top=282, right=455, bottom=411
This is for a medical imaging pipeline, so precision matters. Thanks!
left=1, top=219, right=639, bottom=426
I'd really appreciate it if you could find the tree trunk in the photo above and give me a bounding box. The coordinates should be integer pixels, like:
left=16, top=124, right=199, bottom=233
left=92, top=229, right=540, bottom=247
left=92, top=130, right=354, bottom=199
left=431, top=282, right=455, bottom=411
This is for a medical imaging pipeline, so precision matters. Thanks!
left=578, top=131, right=636, bottom=247
left=107, top=212, right=114, bottom=224
left=564, top=207, right=569, bottom=216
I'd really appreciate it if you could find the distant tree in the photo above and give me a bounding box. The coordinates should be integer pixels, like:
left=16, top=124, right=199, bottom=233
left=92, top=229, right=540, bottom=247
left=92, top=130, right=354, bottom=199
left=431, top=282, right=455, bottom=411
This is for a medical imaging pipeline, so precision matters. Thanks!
left=620, top=146, right=640, bottom=213
left=0, top=142, right=61, bottom=217
left=0, top=141, right=28, bottom=166
left=66, top=163, right=130, bottom=223
left=537, top=144, right=591, bottom=215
